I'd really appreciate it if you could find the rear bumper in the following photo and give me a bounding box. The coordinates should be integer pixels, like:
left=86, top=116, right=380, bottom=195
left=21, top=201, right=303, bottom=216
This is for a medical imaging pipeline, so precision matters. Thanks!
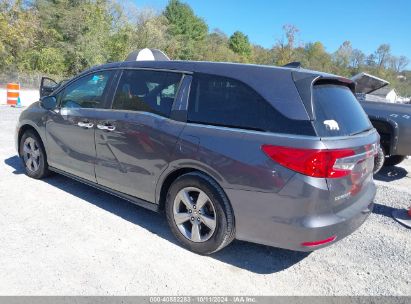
left=226, top=178, right=376, bottom=251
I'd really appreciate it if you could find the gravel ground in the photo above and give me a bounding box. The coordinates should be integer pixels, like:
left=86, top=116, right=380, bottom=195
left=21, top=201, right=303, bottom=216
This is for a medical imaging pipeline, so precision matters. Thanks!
left=0, top=105, right=410, bottom=296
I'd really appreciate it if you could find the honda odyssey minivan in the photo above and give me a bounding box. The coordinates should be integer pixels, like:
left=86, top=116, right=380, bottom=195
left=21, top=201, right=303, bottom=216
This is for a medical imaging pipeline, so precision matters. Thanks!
left=16, top=56, right=378, bottom=254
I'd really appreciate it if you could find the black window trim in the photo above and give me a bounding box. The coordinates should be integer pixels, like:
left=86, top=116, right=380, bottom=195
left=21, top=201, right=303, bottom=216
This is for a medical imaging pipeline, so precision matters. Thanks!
left=187, top=121, right=266, bottom=132
left=186, top=121, right=320, bottom=140
left=170, top=74, right=192, bottom=122
left=120, top=67, right=193, bottom=75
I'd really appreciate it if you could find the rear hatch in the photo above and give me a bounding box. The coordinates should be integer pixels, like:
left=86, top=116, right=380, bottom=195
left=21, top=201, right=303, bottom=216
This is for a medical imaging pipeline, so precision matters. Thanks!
left=350, top=72, right=389, bottom=94
left=311, top=80, right=379, bottom=208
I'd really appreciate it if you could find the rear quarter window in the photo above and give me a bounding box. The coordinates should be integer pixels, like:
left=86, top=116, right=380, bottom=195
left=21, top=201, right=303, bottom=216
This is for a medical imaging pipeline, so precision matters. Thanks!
left=187, top=73, right=315, bottom=135
left=313, top=84, right=372, bottom=137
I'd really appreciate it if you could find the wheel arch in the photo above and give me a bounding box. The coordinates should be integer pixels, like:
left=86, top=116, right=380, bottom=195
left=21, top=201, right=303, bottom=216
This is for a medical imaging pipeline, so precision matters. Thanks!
left=369, top=116, right=399, bottom=156
left=156, top=166, right=229, bottom=212
left=17, top=124, right=45, bottom=155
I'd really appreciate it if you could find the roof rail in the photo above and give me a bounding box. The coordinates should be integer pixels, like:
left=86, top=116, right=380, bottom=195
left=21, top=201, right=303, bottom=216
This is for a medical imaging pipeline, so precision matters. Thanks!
left=282, top=61, right=301, bottom=69
left=125, top=48, right=170, bottom=61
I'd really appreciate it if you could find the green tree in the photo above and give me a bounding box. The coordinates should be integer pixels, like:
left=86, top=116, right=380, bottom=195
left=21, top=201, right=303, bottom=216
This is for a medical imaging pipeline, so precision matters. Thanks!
left=199, top=29, right=239, bottom=62
left=274, top=24, right=299, bottom=65
left=350, top=49, right=366, bottom=70
left=163, top=0, right=208, bottom=59
left=375, top=44, right=391, bottom=68
left=228, top=31, right=252, bottom=58
left=34, top=0, right=117, bottom=75
left=0, top=1, right=410, bottom=97
left=129, top=9, right=173, bottom=58
left=333, top=40, right=352, bottom=75
left=366, top=54, right=377, bottom=67
left=389, top=55, right=409, bottom=72
left=251, top=45, right=274, bottom=65
left=164, top=0, right=207, bottom=40
left=0, top=0, right=40, bottom=71
left=302, top=42, right=332, bottom=72
left=20, top=48, right=65, bottom=74
left=335, top=41, right=352, bottom=65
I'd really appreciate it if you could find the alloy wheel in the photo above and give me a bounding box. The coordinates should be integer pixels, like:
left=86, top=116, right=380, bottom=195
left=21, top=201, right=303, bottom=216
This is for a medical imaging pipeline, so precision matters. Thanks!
left=173, top=187, right=217, bottom=242
left=22, top=137, right=41, bottom=173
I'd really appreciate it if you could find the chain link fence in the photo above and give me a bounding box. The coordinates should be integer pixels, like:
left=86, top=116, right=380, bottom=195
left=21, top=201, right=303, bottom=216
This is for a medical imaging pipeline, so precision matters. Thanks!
left=0, top=71, right=63, bottom=90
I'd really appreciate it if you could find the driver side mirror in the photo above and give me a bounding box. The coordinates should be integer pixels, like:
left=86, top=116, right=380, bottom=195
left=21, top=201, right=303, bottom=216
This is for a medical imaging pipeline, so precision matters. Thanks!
left=40, top=96, right=57, bottom=110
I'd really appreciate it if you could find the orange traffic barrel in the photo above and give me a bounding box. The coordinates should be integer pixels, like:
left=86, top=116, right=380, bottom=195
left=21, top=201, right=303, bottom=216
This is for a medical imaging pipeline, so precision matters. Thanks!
left=7, top=83, right=20, bottom=106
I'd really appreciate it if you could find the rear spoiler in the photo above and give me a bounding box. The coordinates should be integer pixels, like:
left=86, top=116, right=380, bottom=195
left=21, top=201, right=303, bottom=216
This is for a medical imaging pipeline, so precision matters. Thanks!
left=292, top=72, right=356, bottom=120
left=282, top=62, right=301, bottom=69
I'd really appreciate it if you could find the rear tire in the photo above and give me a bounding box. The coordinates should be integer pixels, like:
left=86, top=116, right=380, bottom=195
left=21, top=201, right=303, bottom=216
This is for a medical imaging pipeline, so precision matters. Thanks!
left=165, top=172, right=235, bottom=254
left=373, top=147, right=385, bottom=174
left=19, top=130, right=50, bottom=179
left=384, top=155, right=406, bottom=167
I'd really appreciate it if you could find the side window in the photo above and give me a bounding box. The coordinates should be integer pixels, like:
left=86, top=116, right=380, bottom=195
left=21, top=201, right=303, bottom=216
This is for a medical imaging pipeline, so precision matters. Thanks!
left=60, top=71, right=114, bottom=109
left=112, top=70, right=182, bottom=117
left=187, top=73, right=275, bottom=131
left=187, top=73, right=315, bottom=135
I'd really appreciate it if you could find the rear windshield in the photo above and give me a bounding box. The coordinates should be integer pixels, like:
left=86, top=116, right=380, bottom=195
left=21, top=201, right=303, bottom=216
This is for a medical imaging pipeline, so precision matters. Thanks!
left=313, top=84, right=372, bottom=137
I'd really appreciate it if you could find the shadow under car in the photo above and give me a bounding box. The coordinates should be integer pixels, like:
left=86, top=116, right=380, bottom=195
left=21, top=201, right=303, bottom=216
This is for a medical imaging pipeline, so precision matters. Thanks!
left=4, top=155, right=308, bottom=274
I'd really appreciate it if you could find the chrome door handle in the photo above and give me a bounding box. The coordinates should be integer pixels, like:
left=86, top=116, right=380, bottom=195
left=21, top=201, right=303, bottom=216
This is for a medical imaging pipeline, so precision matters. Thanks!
left=77, top=121, right=94, bottom=128
left=97, top=124, right=116, bottom=131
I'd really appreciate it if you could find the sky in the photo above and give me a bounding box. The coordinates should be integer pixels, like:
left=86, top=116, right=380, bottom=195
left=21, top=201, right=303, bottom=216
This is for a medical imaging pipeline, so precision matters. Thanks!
left=133, top=0, right=411, bottom=63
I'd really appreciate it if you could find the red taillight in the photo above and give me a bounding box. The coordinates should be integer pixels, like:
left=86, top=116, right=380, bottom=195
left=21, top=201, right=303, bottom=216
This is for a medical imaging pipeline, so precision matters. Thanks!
left=301, top=236, right=337, bottom=247
left=261, top=145, right=355, bottom=178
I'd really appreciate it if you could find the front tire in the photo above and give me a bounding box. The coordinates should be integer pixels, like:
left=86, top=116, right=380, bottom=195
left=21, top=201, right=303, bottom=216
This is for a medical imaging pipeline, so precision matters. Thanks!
left=165, top=172, right=235, bottom=254
left=19, top=130, right=50, bottom=179
left=384, top=155, right=406, bottom=167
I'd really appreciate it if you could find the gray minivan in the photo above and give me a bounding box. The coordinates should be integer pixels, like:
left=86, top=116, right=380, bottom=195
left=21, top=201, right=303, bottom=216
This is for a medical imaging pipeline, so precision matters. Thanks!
left=16, top=59, right=378, bottom=254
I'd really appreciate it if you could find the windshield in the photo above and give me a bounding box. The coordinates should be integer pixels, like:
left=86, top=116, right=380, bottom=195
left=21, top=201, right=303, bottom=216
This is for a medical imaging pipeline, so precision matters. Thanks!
left=313, top=84, right=372, bottom=137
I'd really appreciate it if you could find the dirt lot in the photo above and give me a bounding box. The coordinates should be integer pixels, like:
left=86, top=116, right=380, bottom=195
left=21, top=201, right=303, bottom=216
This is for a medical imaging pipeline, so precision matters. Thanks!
left=0, top=105, right=410, bottom=295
